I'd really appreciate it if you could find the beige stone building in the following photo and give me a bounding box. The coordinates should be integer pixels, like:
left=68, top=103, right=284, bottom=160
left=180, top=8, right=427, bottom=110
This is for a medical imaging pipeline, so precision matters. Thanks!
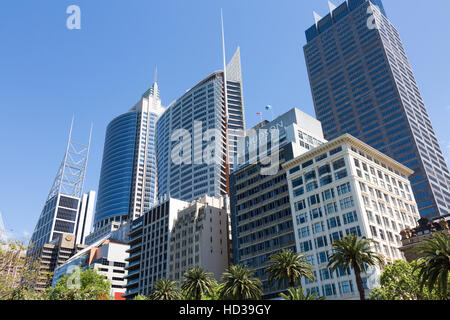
left=168, top=196, right=230, bottom=282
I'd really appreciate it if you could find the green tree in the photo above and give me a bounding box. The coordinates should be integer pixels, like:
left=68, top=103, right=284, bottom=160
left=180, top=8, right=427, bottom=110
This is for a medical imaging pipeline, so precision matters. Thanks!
left=181, top=267, right=217, bottom=300
left=0, top=239, right=42, bottom=300
left=266, top=249, right=315, bottom=290
left=48, top=268, right=111, bottom=300
left=415, top=233, right=450, bottom=300
left=218, top=265, right=262, bottom=300
left=279, top=287, right=325, bottom=300
left=327, top=235, right=384, bottom=300
left=369, top=260, right=441, bottom=300
left=150, top=278, right=182, bottom=300
left=133, top=294, right=150, bottom=300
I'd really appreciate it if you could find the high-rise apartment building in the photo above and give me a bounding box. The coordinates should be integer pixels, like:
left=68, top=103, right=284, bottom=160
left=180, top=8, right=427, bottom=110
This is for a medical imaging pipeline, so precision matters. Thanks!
left=156, top=48, right=245, bottom=203
left=230, top=108, right=326, bottom=298
left=29, top=121, right=94, bottom=255
left=124, top=198, right=188, bottom=299
left=303, top=0, right=450, bottom=219
left=168, top=196, right=230, bottom=282
left=283, top=134, right=420, bottom=299
left=94, top=79, right=165, bottom=231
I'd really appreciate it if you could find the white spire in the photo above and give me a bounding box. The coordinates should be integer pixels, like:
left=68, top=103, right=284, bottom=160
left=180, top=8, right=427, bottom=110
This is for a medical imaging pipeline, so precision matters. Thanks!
left=328, top=1, right=337, bottom=14
left=313, top=11, right=322, bottom=25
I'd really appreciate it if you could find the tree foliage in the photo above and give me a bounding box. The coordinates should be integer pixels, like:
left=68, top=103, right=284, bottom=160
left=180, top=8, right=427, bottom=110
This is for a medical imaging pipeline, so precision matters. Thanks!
left=280, top=287, right=325, bottom=301
left=369, top=260, right=441, bottom=300
left=218, top=265, right=262, bottom=300
left=150, top=278, right=182, bottom=300
left=266, top=249, right=315, bottom=290
left=328, top=235, right=384, bottom=300
left=48, top=268, right=111, bottom=300
left=181, top=267, right=217, bottom=300
left=0, top=239, right=42, bottom=300
left=415, top=233, right=450, bottom=300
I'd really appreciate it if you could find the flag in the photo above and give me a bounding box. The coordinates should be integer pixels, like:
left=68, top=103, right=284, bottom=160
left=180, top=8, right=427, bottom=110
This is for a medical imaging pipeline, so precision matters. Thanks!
left=256, top=112, right=262, bottom=116
left=265, top=105, right=272, bottom=110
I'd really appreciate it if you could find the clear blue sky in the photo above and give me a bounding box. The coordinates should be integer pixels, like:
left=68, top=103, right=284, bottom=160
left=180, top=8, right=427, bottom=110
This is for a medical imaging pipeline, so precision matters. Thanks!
left=0, top=0, right=449, bottom=242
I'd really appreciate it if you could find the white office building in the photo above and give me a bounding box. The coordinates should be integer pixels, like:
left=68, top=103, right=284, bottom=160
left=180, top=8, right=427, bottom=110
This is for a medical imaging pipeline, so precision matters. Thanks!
left=283, top=134, right=420, bottom=300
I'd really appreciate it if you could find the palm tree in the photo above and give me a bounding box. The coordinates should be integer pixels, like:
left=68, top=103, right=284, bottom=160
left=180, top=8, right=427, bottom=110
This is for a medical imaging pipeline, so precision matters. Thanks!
left=266, top=249, right=315, bottom=290
left=415, top=233, right=450, bottom=300
left=218, top=265, right=262, bottom=300
left=149, top=278, right=181, bottom=300
left=327, top=234, right=384, bottom=300
left=280, top=287, right=325, bottom=300
left=181, top=267, right=216, bottom=300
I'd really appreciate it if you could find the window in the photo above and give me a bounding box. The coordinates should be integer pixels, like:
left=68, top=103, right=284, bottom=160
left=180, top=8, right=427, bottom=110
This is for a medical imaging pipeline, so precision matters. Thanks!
left=308, top=195, right=321, bottom=206
left=339, top=280, right=354, bottom=294
left=315, top=236, right=328, bottom=249
left=322, top=284, right=337, bottom=296
left=294, top=187, right=305, bottom=197
left=333, top=158, right=346, bottom=171
left=337, top=182, right=351, bottom=196
left=317, top=251, right=328, bottom=264
left=340, top=196, right=354, bottom=210
left=299, top=240, right=313, bottom=253
left=306, top=181, right=319, bottom=192
left=313, top=221, right=325, bottom=234
left=305, top=170, right=316, bottom=182
left=292, top=177, right=303, bottom=188
left=327, top=217, right=341, bottom=229
left=343, top=211, right=358, bottom=224
left=346, top=226, right=362, bottom=237
left=320, top=175, right=333, bottom=186
left=295, top=200, right=306, bottom=211
left=322, top=189, right=335, bottom=201
left=335, top=169, right=348, bottom=180
left=296, top=213, right=308, bottom=225
left=330, top=231, right=343, bottom=243
left=310, top=208, right=323, bottom=220
left=324, top=202, right=338, bottom=215
left=330, top=146, right=343, bottom=156
left=319, top=164, right=331, bottom=176
left=298, top=226, right=310, bottom=239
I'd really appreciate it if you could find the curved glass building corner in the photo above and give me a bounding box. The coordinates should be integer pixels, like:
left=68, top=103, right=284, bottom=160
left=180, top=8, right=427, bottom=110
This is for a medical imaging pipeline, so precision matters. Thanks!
left=94, top=111, right=138, bottom=228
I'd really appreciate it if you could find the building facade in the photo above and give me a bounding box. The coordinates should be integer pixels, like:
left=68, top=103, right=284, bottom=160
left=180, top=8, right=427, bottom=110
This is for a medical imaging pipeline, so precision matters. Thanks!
left=399, top=214, right=450, bottom=262
left=52, top=237, right=129, bottom=300
left=283, top=134, right=420, bottom=299
left=168, top=196, right=230, bottom=282
left=303, top=0, right=450, bottom=219
left=34, top=233, right=87, bottom=290
left=94, top=80, right=166, bottom=231
left=230, top=108, right=326, bottom=298
left=124, top=198, right=188, bottom=299
left=156, top=48, right=245, bottom=203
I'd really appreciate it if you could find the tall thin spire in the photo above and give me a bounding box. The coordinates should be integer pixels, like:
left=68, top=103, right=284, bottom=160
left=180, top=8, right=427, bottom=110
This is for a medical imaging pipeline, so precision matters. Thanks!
left=154, top=66, right=158, bottom=84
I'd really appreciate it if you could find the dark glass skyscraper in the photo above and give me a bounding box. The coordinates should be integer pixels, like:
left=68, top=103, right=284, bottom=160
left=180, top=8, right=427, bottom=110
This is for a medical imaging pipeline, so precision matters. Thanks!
left=303, top=0, right=450, bottom=218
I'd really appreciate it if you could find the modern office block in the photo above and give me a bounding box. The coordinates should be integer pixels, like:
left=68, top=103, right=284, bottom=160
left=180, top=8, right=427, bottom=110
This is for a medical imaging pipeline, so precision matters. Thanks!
left=229, top=108, right=326, bottom=298
left=156, top=48, right=245, bottom=203
left=303, top=0, right=450, bottom=219
left=28, top=121, right=94, bottom=258
left=34, top=233, right=87, bottom=290
left=124, top=198, right=188, bottom=299
left=168, top=196, right=230, bottom=282
left=94, top=79, right=166, bottom=230
left=52, top=237, right=129, bottom=300
left=283, top=134, right=420, bottom=299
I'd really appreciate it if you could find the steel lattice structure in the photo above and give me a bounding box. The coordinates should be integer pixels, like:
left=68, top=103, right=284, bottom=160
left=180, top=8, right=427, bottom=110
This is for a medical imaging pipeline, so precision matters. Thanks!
left=47, top=118, right=92, bottom=200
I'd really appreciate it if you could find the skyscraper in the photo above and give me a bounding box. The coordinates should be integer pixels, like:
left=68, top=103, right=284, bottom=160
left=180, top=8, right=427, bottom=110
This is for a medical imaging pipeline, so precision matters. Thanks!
left=29, top=120, right=95, bottom=253
left=303, top=0, right=450, bottom=219
left=156, top=48, right=245, bottom=202
left=94, top=78, right=166, bottom=231
left=229, top=108, right=326, bottom=297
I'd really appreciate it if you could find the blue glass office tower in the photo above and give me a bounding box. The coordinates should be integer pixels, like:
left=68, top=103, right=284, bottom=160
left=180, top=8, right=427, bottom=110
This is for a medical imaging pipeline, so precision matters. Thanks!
left=94, top=81, right=165, bottom=230
left=303, top=0, right=450, bottom=218
left=156, top=48, right=245, bottom=202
